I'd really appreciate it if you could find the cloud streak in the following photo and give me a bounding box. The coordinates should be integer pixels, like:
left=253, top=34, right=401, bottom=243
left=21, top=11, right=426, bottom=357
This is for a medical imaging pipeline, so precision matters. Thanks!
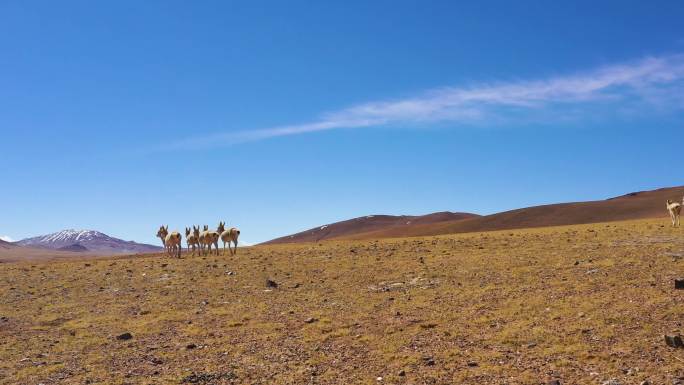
left=165, top=53, right=684, bottom=150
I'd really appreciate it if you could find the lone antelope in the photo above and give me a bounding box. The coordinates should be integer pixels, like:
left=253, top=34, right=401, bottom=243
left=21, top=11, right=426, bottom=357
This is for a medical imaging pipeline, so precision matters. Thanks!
left=217, top=221, right=241, bottom=255
left=199, top=224, right=220, bottom=256
left=185, top=225, right=201, bottom=255
left=667, top=197, right=683, bottom=227
left=157, top=225, right=182, bottom=258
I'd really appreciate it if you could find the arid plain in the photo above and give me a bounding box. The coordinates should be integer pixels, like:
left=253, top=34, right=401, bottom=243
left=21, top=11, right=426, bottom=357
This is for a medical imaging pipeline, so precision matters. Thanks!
left=2, top=217, right=684, bottom=384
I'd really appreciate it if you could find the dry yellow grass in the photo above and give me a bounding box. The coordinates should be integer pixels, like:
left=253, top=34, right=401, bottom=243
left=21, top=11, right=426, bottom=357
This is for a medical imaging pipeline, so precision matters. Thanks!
left=2, top=218, right=684, bottom=384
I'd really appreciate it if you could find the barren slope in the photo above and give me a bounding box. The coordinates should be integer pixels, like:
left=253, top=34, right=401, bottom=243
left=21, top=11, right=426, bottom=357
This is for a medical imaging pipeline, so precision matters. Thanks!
left=355, top=185, right=684, bottom=240
left=0, top=240, right=14, bottom=250
left=0, top=245, right=107, bottom=263
left=271, top=186, right=684, bottom=243
left=1, top=218, right=684, bottom=384
left=265, top=212, right=479, bottom=244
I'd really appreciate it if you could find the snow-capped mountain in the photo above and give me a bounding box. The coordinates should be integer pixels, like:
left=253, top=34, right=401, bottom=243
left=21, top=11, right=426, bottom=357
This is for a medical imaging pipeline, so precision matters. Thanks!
left=16, top=229, right=161, bottom=254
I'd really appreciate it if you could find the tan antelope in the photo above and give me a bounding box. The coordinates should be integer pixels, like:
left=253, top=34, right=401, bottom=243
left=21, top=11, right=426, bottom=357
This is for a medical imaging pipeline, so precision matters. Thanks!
left=185, top=225, right=201, bottom=255
left=667, top=197, right=683, bottom=227
left=199, top=224, right=220, bottom=256
left=156, top=225, right=182, bottom=258
left=217, top=221, right=241, bottom=255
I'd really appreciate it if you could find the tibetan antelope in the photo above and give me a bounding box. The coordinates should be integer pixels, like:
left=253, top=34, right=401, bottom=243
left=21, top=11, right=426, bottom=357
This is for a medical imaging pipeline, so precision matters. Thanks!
left=667, top=198, right=683, bottom=227
left=156, top=225, right=182, bottom=258
left=217, top=221, right=241, bottom=255
left=185, top=226, right=201, bottom=255
left=199, top=225, right=220, bottom=256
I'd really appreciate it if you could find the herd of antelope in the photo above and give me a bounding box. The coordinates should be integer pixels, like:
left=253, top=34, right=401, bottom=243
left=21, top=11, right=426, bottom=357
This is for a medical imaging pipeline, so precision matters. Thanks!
left=156, top=221, right=240, bottom=258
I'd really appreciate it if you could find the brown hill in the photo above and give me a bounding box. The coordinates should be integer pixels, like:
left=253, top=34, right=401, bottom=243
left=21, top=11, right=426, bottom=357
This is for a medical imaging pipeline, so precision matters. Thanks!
left=57, top=243, right=89, bottom=252
left=264, top=212, right=479, bottom=244
left=267, top=186, right=684, bottom=243
left=0, top=243, right=121, bottom=263
left=0, top=239, right=15, bottom=250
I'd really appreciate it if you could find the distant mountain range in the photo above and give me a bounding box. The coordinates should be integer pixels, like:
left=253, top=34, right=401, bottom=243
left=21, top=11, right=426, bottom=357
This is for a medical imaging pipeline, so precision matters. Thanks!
left=265, top=186, right=684, bottom=244
left=15, top=229, right=161, bottom=254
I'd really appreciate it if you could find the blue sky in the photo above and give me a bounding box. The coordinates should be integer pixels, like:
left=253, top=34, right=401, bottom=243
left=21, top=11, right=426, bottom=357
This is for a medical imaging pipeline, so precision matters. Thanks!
left=2, top=1, right=684, bottom=245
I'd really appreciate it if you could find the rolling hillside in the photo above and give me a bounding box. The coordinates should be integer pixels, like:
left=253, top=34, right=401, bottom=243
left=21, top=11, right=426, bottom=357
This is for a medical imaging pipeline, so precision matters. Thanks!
left=264, top=212, right=479, bottom=244
left=267, top=186, right=684, bottom=243
left=0, top=245, right=96, bottom=263
left=0, top=239, right=15, bottom=250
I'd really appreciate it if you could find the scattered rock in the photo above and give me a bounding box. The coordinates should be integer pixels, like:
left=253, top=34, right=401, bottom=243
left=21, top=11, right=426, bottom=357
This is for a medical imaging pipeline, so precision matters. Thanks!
left=398, top=370, right=406, bottom=376
left=466, top=361, right=478, bottom=367
left=266, top=279, right=278, bottom=288
left=304, top=317, right=318, bottom=324
left=116, top=332, right=133, bottom=341
left=423, top=356, right=435, bottom=366
left=180, top=372, right=236, bottom=383
left=186, top=343, right=197, bottom=349
left=640, top=381, right=650, bottom=385
left=602, top=379, right=621, bottom=385
left=665, top=334, right=684, bottom=348
left=547, top=380, right=562, bottom=385
left=675, top=279, right=684, bottom=289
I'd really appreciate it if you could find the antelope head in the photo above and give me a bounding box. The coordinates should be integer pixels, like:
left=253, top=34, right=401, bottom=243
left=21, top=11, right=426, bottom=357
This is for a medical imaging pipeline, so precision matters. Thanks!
left=157, top=225, right=169, bottom=245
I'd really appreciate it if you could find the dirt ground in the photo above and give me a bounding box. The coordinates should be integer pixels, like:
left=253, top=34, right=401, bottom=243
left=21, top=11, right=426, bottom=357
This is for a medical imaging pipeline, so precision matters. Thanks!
left=1, top=218, right=684, bottom=384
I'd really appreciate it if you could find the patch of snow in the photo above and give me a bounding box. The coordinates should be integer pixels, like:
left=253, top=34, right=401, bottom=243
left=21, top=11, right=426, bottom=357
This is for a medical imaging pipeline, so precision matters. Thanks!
left=0, top=235, right=13, bottom=242
left=34, top=229, right=106, bottom=244
left=320, top=225, right=328, bottom=230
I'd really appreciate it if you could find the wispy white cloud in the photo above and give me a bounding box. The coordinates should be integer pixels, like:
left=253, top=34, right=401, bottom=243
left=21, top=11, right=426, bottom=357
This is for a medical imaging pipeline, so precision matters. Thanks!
left=0, top=235, right=14, bottom=242
left=164, top=53, right=684, bottom=150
